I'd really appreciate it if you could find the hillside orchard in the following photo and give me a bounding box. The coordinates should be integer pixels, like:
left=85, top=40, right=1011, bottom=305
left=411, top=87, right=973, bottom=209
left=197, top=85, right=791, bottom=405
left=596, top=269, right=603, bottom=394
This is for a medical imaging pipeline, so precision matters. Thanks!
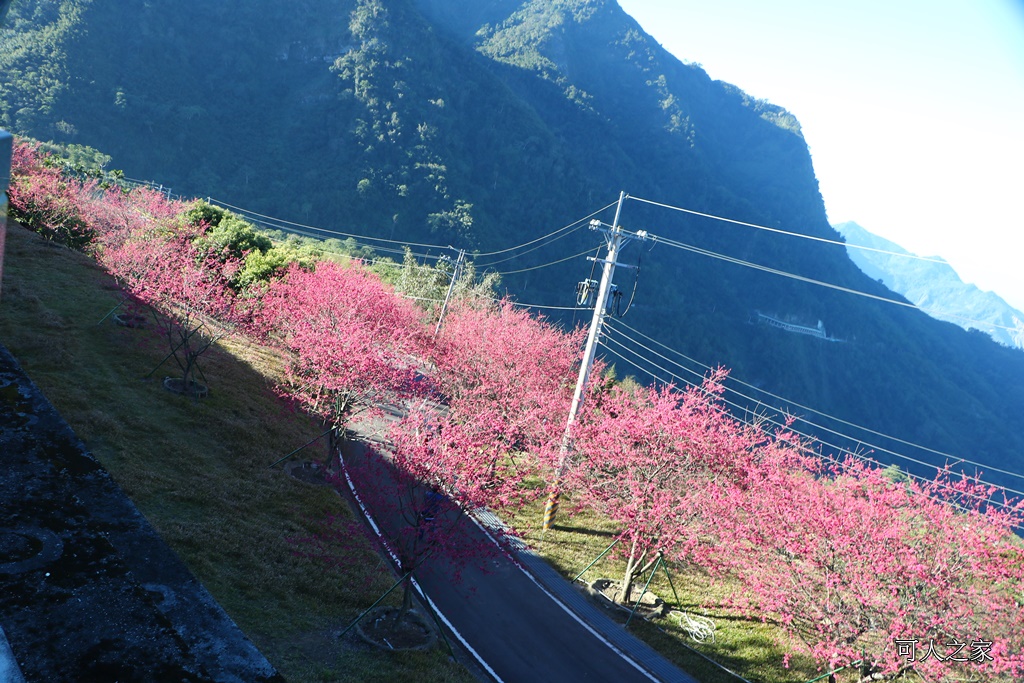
left=8, top=139, right=1024, bottom=682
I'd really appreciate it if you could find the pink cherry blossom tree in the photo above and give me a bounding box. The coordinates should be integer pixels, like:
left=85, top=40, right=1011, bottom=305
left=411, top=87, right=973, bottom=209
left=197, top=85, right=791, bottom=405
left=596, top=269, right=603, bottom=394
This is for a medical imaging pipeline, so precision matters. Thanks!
left=704, top=453, right=1024, bottom=682
left=97, top=220, right=239, bottom=396
left=7, top=140, right=96, bottom=248
left=564, top=370, right=764, bottom=605
left=255, top=260, right=431, bottom=448
left=77, top=182, right=183, bottom=252
left=429, top=300, right=586, bottom=504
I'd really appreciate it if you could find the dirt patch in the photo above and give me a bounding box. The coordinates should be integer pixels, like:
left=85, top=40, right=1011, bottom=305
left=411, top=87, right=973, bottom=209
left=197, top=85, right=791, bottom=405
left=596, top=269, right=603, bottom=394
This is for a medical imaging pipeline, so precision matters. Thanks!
left=163, top=376, right=209, bottom=398
left=356, top=607, right=437, bottom=651
left=285, top=460, right=334, bottom=487
left=579, top=578, right=669, bottom=623
left=113, top=312, right=148, bottom=328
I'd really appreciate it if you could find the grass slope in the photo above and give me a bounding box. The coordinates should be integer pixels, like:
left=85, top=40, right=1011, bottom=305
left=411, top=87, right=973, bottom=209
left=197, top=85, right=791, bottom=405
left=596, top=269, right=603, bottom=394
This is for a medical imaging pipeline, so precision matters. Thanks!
left=0, top=222, right=472, bottom=683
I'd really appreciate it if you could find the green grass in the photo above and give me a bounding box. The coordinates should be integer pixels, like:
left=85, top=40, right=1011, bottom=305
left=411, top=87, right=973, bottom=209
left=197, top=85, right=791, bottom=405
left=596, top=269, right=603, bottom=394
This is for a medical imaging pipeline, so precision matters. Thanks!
left=0, top=223, right=473, bottom=683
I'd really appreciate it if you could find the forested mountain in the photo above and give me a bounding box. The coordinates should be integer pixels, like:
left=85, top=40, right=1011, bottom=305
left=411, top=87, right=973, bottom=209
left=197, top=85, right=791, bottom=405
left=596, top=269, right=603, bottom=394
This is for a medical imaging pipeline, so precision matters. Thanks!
left=3, top=0, right=1024, bottom=489
left=836, top=221, right=1024, bottom=351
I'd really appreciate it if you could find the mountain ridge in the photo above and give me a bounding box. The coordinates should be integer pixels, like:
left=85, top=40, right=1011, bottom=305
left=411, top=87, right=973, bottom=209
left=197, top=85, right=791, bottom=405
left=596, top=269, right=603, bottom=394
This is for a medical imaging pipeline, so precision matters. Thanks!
left=835, top=221, right=1024, bottom=350
left=3, top=0, right=1023, bottom=488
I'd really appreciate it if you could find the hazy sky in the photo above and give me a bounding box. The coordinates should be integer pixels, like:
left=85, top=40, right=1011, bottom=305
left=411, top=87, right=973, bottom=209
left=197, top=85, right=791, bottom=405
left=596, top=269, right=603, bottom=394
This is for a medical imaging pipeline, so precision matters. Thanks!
left=616, top=0, right=1024, bottom=312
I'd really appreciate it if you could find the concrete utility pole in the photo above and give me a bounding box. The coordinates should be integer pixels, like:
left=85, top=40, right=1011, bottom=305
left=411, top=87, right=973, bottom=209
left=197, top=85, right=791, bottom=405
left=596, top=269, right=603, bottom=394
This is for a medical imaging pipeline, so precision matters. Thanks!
left=434, top=248, right=465, bottom=336
left=544, top=191, right=645, bottom=530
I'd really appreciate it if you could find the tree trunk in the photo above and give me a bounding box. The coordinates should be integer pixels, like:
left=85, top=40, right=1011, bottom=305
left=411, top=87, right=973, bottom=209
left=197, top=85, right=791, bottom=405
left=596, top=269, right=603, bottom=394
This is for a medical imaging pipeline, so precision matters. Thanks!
left=397, top=574, right=414, bottom=624
left=618, top=536, right=642, bottom=605
left=326, top=393, right=351, bottom=468
left=618, top=542, right=661, bottom=607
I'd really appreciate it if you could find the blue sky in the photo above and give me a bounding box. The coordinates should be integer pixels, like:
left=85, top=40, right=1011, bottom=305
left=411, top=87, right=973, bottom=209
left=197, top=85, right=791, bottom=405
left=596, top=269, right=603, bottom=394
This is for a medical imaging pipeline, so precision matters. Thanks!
left=616, top=0, right=1024, bottom=311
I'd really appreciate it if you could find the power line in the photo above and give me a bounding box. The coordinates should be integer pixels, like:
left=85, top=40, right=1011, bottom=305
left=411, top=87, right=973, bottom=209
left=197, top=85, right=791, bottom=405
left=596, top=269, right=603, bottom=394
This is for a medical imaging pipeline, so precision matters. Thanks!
left=598, top=323, right=1024, bottom=493
left=255, top=222, right=442, bottom=261
left=469, top=289, right=593, bottom=313
left=473, top=221, right=589, bottom=268
left=404, top=290, right=581, bottom=313
left=600, top=335, right=872, bottom=470
left=207, top=196, right=457, bottom=252
left=488, top=245, right=600, bottom=276
left=604, top=323, right=1024, bottom=493
left=609, top=319, right=1024, bottom=485
left=472, top=199, right=620, bottom=259
left=653, top=234, right=921, bottom=307
left=628, top=195, right=950, bottom=266
left=502, top=300, right=581, bottom=312
left=598, top=334, right=1024, bottom=521
left=359, top=255, right=441, bottom=270
left=627, top=196, right=1019, bottom=335
left=128, top=184, right=619, bottom=271
left=213, top=196, right=632, bottom=289
left=263, top=223, right=444, bottom=262
left=212, top=196, right=626, bottom=266
left=647, top=233, right=1022, bottom=335
left=403, top=295, right=446, bottom=304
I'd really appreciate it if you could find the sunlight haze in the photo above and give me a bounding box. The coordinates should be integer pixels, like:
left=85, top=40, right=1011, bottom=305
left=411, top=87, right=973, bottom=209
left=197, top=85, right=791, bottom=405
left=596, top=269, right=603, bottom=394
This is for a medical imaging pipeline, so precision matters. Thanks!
left=617, top=0, right=1024, bottom=311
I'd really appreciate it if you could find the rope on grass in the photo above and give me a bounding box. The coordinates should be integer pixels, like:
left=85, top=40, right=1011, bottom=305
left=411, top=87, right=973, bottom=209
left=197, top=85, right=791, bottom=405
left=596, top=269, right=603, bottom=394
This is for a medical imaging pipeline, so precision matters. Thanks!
left=668, top=610, right=716, bottom=643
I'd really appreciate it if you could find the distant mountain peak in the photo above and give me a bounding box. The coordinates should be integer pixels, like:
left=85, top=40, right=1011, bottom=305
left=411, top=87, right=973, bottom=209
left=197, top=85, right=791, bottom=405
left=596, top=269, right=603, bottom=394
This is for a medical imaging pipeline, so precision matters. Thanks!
left=835, top=221, right=1024, bottom=350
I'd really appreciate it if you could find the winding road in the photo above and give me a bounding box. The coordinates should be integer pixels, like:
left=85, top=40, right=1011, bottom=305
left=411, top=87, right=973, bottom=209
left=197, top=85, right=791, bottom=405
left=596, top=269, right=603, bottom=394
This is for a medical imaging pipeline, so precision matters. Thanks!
left=340, top=433, right=699, bottom=683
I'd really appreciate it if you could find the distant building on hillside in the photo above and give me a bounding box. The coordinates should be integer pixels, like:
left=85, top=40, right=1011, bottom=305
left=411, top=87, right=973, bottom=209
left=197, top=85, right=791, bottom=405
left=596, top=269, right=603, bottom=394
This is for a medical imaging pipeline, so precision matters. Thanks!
left=752, top=312, right=843, bottom=342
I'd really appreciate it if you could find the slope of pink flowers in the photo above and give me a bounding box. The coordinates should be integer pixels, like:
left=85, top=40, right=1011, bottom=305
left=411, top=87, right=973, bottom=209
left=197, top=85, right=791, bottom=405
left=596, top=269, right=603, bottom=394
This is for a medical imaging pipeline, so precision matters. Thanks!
left=8, top=139, right=1023, bottom=681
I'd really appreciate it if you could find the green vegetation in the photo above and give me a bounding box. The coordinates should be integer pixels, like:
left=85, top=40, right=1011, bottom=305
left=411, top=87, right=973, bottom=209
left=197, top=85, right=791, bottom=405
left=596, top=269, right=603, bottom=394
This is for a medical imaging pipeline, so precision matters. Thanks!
left=184, top=201, right=324, bottom=290
left=0, top=0, right=84, bottom=134
left=34, top=140, right=113, bottom=176
left=0, top=222, right=473, bottom=683
left=175, top=199, right=497, bottom=302
left=3, top=0, right=1023, bottom=596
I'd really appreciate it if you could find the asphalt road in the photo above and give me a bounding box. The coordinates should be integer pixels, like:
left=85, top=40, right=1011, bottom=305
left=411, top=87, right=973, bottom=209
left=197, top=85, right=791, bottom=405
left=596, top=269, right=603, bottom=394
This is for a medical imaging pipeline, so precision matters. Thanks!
left=340, top=435, right=698, bottom=683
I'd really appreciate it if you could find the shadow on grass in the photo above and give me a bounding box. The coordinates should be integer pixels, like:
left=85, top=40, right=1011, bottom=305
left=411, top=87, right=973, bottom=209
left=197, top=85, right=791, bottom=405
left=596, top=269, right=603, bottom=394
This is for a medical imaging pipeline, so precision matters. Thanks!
left=549, top=524, right=617, bottom=538
left=0, top=222, right=474, bottom=683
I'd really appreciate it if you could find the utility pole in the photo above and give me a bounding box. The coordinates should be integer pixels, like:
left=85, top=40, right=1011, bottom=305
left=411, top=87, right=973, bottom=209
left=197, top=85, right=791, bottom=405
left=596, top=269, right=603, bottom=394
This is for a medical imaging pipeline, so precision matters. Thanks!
left=544, top=191, right=644, bottom=530
left=434, top=248, right=465, bottom=336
